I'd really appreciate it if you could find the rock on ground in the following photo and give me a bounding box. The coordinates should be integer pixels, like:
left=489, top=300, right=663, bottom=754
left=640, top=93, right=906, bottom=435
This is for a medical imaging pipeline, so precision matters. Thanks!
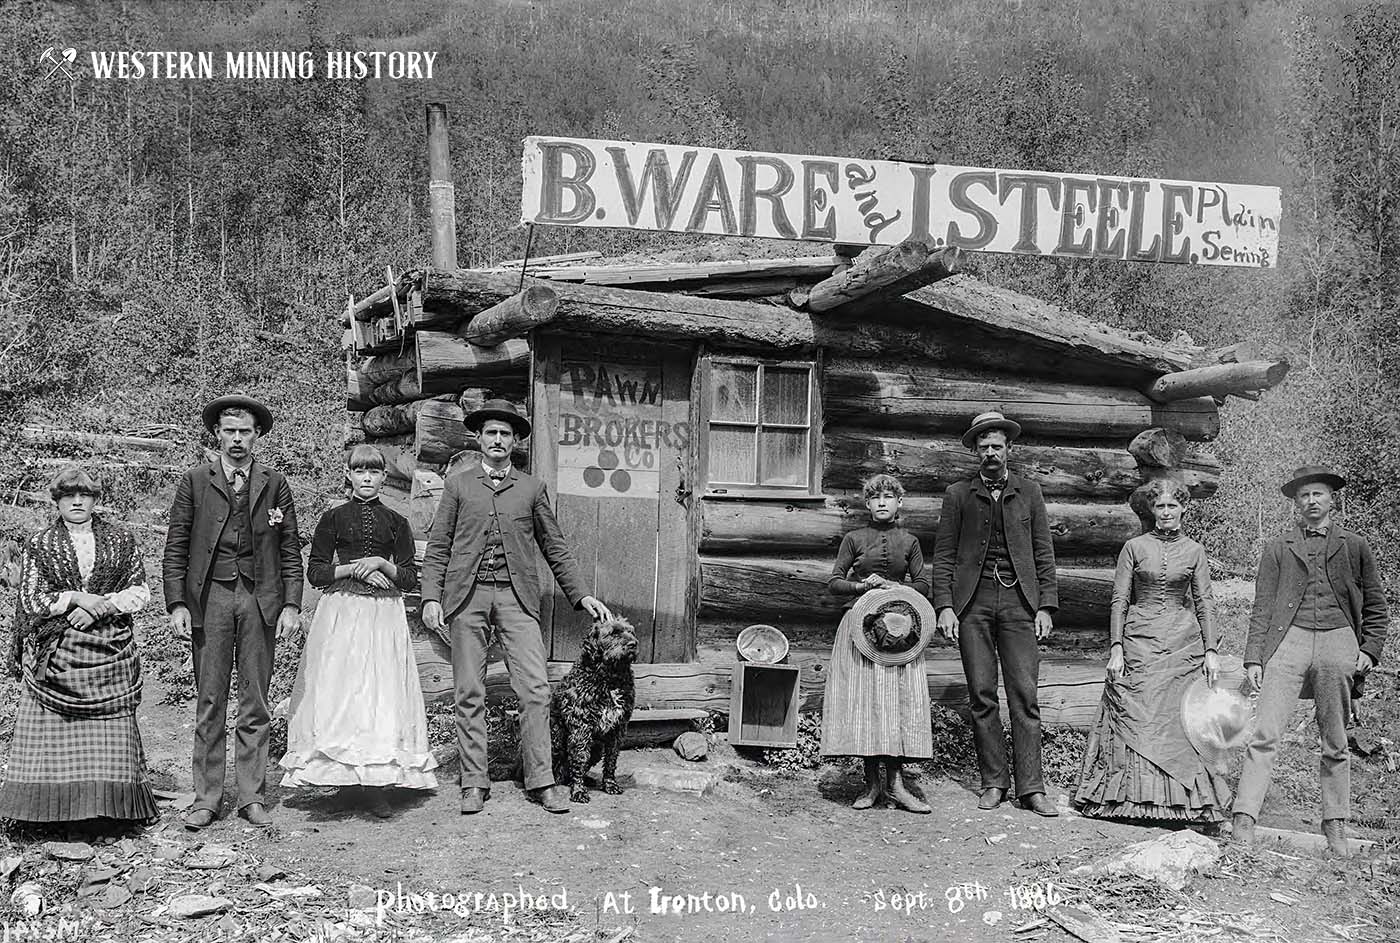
left=1076, top=830, right=1222, bottom=891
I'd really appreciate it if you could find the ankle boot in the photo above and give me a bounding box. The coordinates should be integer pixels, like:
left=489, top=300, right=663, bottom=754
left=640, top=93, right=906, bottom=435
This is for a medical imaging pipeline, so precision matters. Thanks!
left=885, top=761, right=931, bottom=814
left=1232, top=812, right=1256, bottom=847
left=852, top=758, right=883, bottom=810
left=1321, top=819, right=1351, bottom=857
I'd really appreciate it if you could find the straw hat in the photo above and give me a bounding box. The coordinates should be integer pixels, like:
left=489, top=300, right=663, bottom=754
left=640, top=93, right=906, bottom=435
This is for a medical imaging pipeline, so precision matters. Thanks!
left=847, top=585, right=936, bottom=667
left=960, top=411, right=1022, bottom=449
left=1180, top=676, right=1255, bottom=770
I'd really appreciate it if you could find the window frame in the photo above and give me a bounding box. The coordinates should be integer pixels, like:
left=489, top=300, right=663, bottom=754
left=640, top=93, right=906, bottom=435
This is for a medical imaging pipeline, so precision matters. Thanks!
left=697, top=350, right=824, bottom=500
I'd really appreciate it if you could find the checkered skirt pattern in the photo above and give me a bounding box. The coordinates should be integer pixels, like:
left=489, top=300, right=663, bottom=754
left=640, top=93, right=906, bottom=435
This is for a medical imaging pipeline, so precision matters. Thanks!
left=0, top=691, right=157, bottom=822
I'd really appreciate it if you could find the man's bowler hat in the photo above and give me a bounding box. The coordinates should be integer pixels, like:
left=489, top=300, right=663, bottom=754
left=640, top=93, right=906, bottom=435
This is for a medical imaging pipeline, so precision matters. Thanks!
left=463, top=399, right=531, bottom=439
left=1281, top=464, right=1346, bottom=498
left=202, top=394, right=274, bottom=434
left=960, top=411, right=1022, bottom=449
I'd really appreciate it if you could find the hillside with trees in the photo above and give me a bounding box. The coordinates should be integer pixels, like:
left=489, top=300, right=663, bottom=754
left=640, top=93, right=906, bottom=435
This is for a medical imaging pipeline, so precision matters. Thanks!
left=1, top=0, right=1397, bottom=581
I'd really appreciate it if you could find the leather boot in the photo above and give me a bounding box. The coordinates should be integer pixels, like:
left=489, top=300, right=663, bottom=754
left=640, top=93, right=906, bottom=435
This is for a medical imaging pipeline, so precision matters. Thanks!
left=885, top=762, right=931, bottom=814
left=1322, top=819, right=1351, bottom=858
left=852, top=758, right=883, bottom=810
left=977, top=787, right=1006, bottom=810
left=1231, top=812, right=1256, bottom=848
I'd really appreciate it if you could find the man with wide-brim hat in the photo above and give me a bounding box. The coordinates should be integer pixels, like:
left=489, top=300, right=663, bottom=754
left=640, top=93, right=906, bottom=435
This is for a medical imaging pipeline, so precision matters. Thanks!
left=932, top=411, right=1060, bottom=816
left=420, top=398, right=612, bottom=816
left=1232, top=464, right=1388, bottom=856
left=163, top=394, right=303, bottom=830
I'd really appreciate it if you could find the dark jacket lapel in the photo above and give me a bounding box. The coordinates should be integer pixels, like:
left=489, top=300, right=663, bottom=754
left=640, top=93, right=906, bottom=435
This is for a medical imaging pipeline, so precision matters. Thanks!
left=1284, top=529, right=1308, bottom=567
left=208, top=460, right=231, bottom=504
left=249, top=461, right=269, bottom=510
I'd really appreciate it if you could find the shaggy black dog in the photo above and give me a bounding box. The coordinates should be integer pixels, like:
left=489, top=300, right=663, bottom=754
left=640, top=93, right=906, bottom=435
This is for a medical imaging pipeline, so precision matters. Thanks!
left=550, top=616, right=638, bottom=803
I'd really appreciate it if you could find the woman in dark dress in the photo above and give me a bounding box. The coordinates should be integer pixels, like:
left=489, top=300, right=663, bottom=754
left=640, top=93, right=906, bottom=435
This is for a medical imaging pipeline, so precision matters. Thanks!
left=820, top=474, right=933, bottom=813
left=0, top=466, right=158, bottom=825
left=1074, top=478, right=1230, bottom=826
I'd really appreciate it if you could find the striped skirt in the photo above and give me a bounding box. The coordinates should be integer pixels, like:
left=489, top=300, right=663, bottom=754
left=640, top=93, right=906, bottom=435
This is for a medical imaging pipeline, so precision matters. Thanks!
left=0, top=691, right=157, bottom=822
left=820, top=608, right=933, bottom=759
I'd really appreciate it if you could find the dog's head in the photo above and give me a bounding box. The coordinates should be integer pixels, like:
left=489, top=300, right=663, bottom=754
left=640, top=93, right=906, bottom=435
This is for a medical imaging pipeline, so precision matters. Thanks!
left=581, top=615, right=639, bottom=667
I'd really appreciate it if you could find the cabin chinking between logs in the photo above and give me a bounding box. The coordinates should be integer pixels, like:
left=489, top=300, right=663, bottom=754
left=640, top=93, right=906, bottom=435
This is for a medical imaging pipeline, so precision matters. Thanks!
left=342, top=248, right=1289, bottom=656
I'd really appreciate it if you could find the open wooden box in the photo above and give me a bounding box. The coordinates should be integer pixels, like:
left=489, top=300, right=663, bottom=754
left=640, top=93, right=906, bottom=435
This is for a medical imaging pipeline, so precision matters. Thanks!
left=728, top=662, right=801, bottom=748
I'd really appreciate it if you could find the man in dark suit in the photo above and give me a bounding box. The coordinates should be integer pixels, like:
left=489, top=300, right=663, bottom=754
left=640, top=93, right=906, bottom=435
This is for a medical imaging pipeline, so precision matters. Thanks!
left=1233, top=465, right=1388, bottom=856
left=933, top=411, right=1059, bottom=816
left=421, top=400, right=611, bottom=815
left=163, top=395, right=303, bottom=829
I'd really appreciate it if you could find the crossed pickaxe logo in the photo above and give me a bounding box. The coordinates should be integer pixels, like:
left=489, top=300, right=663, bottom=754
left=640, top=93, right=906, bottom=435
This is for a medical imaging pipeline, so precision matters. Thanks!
left=39, top=46, right=78, bottom=81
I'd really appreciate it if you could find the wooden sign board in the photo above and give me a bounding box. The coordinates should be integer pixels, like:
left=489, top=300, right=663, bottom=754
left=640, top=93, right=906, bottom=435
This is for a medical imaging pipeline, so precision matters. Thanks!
left=521, top=135, right=1281, bottom=268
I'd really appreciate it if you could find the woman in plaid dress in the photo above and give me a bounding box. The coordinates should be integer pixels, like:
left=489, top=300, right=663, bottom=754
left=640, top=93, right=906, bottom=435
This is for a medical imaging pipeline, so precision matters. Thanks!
left=1, top=467, right=158, bottom=824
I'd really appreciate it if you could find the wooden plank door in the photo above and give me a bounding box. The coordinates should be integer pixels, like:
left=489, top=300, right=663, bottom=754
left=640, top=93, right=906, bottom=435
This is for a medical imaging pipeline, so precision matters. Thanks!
left=531, top=337, right=696, bottom=663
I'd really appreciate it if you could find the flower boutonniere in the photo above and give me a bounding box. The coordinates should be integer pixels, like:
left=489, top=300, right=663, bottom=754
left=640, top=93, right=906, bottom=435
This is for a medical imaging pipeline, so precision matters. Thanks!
left=268, top=507, right=285, bottom=528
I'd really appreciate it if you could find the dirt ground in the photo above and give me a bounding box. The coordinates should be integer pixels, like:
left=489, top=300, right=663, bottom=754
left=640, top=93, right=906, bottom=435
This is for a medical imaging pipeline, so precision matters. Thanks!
left=72, top=660, right=1387, bottom=943
left=0, top=578, right=1395, bottom=941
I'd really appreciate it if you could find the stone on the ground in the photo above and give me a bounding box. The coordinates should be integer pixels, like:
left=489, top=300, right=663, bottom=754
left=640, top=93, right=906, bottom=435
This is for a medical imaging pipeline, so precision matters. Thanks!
left=348, top=884, right=378, bottom=910
left=97, top=884, right=132, bottom=908
left=41, top=841, right=94, bottom=862
left=673, top=731, right=709, bottom=761
left=169, top=894, right=234, bottom=918
left=185, top=843, right=239, bottom=870
left=126, top=867, right=159, bottom=893
left=1048, top=904, right=1121, bottom=943
left=632, top=765, right=721, bottom=796
left=256, top=863, right=287, bottom=882
left=1076, top=830, right=1221, bottom=891
left=0, top=856, right=21, bottom=879
left=10, top=882, right=44, bottom=917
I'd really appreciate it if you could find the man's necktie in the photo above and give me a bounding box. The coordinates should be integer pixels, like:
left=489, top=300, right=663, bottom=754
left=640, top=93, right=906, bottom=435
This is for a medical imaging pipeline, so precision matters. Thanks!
left=231, top=468, right=248, bottom=493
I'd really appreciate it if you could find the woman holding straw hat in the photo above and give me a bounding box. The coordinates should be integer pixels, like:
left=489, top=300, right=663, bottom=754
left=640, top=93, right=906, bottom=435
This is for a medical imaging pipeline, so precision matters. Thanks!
left=1073, top=477, right=1230, bottom=827
left=820, top=474, right=936, bottom=813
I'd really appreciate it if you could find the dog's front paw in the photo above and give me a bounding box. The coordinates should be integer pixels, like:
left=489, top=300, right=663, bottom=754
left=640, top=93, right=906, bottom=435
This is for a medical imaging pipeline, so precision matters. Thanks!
left=602, top=779, right=623, bottom=796
left=570, top=787, right=590, bottom=803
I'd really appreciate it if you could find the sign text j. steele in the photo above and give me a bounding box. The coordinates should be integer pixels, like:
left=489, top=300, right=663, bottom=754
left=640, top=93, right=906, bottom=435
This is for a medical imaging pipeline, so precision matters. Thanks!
left=520, top=136, right=1281, bottom=268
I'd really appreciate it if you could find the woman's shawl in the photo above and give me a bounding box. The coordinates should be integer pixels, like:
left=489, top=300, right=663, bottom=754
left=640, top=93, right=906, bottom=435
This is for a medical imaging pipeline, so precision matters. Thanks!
left=12, top=516, right=145, bottom=717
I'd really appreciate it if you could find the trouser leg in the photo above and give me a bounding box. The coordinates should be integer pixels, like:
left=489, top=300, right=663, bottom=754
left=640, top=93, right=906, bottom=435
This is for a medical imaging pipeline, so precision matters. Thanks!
left=1312, top=629, right=1358, bottom=821
left=191, top=580, right=237, bottom=813
left=958, top=581, right=1008, bottom=791
left=450, top=588, right=492, bottom=789
left=1235, top=627, right=1309, bottom=819
left=996, top=584, right=1044, bottom=797
left=492, top=585, right=555, bottom=791
left=232, top=577, right=275, bottom=809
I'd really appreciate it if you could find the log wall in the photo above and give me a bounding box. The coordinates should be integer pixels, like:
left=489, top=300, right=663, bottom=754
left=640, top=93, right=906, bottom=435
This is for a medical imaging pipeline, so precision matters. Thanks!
left=342, top=262, right=1253, bottom=724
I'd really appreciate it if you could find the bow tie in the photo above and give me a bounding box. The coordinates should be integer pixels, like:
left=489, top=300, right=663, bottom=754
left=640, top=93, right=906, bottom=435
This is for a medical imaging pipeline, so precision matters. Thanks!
left=981, top=476, right=1007, bottom=491
left=1304, top=528, right=1327, bottom=538
left=487, top=469, right=509, bottom=482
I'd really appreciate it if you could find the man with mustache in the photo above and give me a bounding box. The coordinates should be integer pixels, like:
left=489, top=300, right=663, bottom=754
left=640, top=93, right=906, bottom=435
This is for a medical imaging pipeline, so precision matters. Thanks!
left=932, top=412, right=1059, bottom=816
left=163, top=396, right=303, bottom=829
left=421, top=400, right=612, bottom=816
left=1232, top=465, right=1388, bottom=857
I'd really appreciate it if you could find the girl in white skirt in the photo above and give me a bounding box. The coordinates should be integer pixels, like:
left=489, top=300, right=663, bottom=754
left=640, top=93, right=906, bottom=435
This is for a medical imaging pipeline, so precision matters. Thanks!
left=280, top=445, right=438, bottom=817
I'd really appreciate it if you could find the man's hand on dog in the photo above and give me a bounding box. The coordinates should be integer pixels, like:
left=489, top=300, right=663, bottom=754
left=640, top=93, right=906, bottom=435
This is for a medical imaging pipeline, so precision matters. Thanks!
left=581, top=596, right=612, bottom=622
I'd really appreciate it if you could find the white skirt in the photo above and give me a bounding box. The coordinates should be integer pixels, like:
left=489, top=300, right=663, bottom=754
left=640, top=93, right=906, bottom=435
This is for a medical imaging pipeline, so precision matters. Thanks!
left=279, top=593, right=439, bottom=789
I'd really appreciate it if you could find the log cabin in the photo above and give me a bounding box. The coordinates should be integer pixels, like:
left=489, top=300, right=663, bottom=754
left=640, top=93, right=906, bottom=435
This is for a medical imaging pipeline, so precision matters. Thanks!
left=338, top=240, right=1288, bottom=730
